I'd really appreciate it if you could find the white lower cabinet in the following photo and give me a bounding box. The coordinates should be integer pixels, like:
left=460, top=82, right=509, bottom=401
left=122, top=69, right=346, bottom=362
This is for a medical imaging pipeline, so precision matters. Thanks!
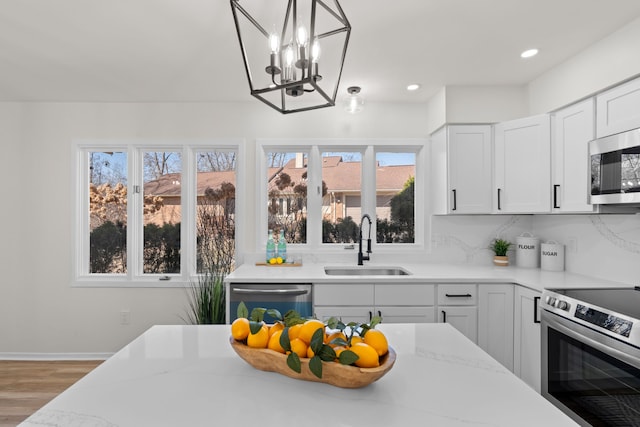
left=436, top=284, right=478, bottom=343
left=478, top=284, right=514, bottom=370
left=513, top=286, right=542, bottom=392
left=313, top=283, right=435, bottom=324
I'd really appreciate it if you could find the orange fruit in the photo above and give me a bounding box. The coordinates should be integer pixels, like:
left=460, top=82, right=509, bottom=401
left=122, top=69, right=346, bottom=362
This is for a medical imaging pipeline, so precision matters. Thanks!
left=289, top=338, right=308, bottom=358
left=287, top=324, right=303, bottom=341
left=350, top=343, right=380, bottom=368
left=306, top=345, right=315, bottom=358
left=364, top=329, right=388, bottom=356
left=231, top=318, right=250, bottom=341
left=268, top=322, right=284, bottom=338
left=350, top=335, right=364, bottom=346
left=333, top=345, right=348, bottom=361
left=268, top=330, right=286, bottom=353
left=299, top=319, right=325, bottom=344
left=325, top=331, right=347, bottom=347
left=247, top=325, right=269, bottom=348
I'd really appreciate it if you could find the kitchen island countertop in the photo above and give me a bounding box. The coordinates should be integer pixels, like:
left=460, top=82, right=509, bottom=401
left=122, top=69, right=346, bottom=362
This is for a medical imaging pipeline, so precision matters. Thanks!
left=20, top=324, right=578, bottom=427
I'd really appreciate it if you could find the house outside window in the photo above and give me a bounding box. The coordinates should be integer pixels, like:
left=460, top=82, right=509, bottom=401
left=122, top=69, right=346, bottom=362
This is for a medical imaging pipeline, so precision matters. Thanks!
left=258, top=140, right=426, bottom=253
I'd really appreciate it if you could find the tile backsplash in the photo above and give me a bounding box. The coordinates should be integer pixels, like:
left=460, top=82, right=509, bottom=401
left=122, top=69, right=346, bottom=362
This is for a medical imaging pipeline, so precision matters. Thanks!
left=429, top=214, right=640, bottom=285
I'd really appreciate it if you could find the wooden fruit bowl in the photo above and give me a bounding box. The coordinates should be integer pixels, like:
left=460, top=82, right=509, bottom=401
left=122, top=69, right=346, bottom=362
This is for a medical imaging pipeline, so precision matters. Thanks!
left=229, top=336, right=396, bottom=388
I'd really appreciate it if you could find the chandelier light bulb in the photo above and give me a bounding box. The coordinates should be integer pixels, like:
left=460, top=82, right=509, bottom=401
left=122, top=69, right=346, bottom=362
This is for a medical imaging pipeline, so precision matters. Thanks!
left=296, top=26, right=308, bottom=47
left=269, top=33, right=280, bottom=54
left=284, top=45, right=294, bottom=67
left=311, top=38, right=321, bottom=62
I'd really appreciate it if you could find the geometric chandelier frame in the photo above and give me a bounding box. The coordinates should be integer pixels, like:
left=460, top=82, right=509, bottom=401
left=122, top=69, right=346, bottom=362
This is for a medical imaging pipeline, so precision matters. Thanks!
left=230, top=0, right=351, bottom=114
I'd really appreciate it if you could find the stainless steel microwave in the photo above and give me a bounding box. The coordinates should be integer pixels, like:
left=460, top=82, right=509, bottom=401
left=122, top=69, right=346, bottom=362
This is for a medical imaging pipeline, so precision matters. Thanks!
left=589, top=127, right=640, bottom=205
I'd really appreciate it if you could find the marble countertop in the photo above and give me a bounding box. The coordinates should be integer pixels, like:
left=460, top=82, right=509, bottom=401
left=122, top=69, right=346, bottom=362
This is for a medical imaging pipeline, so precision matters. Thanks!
left=20, top=324, right=578, bottom=427
left=226, top=262, right=630, bottom=292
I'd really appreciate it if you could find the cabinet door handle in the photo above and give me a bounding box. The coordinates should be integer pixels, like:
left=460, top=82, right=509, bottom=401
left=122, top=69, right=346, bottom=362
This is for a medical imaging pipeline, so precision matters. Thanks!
left=445, top=293, right=472, bottom=298
left=441, top=310, right=447, bottom=323
left=553, top=184, right=560, bottom=209
left=369, top=311, right=373, bottom=321
left=533, top=296, right=541, bottom=324
left=497, top=188, right=502, bottom=210
left=377, top=310, right=382, bottom=318
left=452, top=189, right=457, bottom=211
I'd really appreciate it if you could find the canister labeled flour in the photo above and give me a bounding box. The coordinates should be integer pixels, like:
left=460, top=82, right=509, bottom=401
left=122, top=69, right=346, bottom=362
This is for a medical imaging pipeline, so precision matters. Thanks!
left=516, top=232, right=540, bottom=268
left=541, top=241, right=565, bottom=271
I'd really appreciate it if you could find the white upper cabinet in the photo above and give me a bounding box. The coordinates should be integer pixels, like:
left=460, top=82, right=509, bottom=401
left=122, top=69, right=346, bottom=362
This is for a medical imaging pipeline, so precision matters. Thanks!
left=430, top=125, right=493, bottom=214
left=494, top=114, right=551, bottom=213
left=551, top=98, right=597, bottom=213
left=596, top=77, right=640, bottom=138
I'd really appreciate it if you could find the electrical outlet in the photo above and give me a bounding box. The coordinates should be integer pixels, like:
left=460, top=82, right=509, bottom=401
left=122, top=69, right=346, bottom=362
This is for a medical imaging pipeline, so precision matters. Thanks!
left=120, top=309, right=131, bottom=325
left=567, top=238, right=577, bottom=253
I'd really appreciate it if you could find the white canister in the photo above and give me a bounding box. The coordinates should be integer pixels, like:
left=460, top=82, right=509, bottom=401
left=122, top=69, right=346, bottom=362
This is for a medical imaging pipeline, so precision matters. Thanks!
left=541, top=241, right=565, bottom=272
left=516, top=232, right=540, bottom=268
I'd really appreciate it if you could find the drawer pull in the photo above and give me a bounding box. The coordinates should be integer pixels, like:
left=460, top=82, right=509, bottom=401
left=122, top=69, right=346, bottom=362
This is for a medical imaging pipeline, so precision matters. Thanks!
left=445, top=293, right=472, bottom=298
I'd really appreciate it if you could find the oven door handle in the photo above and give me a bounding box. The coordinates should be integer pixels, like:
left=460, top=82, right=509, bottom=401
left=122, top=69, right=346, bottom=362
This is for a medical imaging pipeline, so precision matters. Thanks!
left=544, top=314, right=640, bottom=369
left=231, top=288, right=309, bottom=297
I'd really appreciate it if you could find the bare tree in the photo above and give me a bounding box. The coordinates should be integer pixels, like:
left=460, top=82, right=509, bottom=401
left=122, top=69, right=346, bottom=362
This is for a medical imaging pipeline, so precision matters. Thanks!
left=198, top=152, right=236, bottom=172
left=144, top=151, right=181, bottom=181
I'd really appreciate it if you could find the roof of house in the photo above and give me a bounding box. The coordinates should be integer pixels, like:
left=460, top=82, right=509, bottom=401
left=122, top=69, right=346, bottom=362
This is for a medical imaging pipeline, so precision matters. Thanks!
left=144, top=156, right=414, bottom=197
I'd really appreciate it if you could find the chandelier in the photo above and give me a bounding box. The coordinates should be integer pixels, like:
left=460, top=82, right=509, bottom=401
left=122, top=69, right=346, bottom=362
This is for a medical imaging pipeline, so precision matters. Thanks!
left=230, top=0, right=351, bottom=114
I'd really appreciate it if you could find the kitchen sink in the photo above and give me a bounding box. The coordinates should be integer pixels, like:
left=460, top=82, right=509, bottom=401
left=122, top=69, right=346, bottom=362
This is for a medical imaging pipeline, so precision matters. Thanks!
left=324, top=266, right=411, bottom=276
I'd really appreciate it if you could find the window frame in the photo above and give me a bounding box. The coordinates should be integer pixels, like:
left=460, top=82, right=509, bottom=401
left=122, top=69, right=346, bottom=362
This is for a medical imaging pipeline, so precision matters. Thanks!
left=256, top=138, right=427, bottom=254
left=73, top=139, right=245, bottom=287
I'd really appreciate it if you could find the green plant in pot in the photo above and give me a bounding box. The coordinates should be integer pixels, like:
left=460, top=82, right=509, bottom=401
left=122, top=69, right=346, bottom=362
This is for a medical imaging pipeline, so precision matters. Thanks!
left=183, top=271, right=226, bottom=324
left=490, top=238, right=512, bottom=267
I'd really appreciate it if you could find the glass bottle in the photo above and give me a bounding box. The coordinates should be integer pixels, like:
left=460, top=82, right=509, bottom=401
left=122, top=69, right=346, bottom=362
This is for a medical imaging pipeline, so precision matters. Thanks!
left=266, top=229, right=276, bottom=262
left=277, top=230, right=287, bottom=262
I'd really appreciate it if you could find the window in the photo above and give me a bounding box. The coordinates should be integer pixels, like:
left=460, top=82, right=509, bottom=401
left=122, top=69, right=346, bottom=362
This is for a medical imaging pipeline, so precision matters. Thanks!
left=258, top=140, right=425, bottom=252
left=75, top=141, right=243, bottom=286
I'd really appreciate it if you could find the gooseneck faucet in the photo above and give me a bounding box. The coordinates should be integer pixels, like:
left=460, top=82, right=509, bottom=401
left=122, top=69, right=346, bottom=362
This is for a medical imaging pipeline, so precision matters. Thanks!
left=358, top=214, right=372, bottom=265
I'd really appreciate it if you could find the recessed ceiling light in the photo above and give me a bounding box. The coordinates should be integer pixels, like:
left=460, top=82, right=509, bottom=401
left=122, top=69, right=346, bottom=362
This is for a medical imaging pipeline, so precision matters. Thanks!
left=521, top=48, right=539, bottom=58
left=407, top=83, right=421, bottom=91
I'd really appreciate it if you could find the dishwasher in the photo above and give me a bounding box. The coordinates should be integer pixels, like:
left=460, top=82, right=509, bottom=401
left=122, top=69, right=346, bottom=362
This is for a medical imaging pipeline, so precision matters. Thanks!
left=228, top=283, right=313, bottom=323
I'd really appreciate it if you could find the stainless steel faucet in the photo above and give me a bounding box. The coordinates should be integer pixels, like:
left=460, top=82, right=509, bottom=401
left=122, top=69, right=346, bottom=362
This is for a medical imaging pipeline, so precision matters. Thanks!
left=358, top=214, right=372, bottom=265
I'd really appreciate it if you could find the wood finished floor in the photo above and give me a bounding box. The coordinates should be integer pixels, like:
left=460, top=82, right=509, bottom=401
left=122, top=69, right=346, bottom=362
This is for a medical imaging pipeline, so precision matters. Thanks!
left=0, top=360, right=102, bottom=427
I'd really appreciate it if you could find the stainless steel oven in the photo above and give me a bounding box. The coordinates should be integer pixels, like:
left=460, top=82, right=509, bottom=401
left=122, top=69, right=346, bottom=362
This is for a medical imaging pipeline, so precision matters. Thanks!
left=228, top=283, right=313, bottom=323
left=541, top=287, right=640, bottom=426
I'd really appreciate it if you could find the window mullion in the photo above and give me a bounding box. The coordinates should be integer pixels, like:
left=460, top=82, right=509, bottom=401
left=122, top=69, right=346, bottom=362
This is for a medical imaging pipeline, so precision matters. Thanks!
left=306, top=146, right=322, bottom=248
left=129, top=147, right=144, bottom=280
left=362, top=146, right=376, bottom=245
left=182, top=146, right=196, bottom=280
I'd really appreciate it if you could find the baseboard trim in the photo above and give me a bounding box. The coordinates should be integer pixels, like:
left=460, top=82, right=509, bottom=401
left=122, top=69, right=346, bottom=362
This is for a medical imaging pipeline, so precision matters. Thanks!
left=0, top=352, right=112, bottom=361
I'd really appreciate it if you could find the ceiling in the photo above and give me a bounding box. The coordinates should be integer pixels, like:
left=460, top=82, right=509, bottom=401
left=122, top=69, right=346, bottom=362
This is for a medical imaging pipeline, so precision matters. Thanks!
left=2, top=0, right=640, bottom=104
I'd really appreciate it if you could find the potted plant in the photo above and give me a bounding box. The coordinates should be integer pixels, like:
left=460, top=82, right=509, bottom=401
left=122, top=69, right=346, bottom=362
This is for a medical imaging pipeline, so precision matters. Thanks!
left=183, top=271, right=226, bottom=324
left=490, top=238, right=512, bottom=267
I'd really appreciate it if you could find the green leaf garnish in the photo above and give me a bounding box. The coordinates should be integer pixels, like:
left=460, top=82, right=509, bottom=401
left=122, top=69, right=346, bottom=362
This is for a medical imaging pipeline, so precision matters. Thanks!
left=266, top=309, right=283, bottom=322
left=309, top=328, right=325, bottom=354
left=250, top=307, right=266, bottom=322
left=339, top=350, right=359, bottom=365
left=317, top=345, right=336, bottom=362
left=280, top=327, right=292, bottom=352
left=237, top=301, right=248, bottom=319
left=249, top=321, right=263, bottom=334
left=287, top=352, right=301, bottom=373
left=309, top=355, right=323, bottom=378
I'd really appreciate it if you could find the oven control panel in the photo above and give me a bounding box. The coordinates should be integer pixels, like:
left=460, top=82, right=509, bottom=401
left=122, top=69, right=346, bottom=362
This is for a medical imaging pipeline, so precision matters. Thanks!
left=545, top=295, right=570, bottom=311
left=542, top=289, right=638, bottom=345
left=574, top=304, right=633, bottom=338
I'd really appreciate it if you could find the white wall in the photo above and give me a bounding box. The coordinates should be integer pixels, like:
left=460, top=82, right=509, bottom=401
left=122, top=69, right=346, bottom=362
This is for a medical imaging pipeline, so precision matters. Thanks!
left=529, top=16, right=640, bottom=114
left=0, top=101, right=429, bottom=356
left=445, top=85, right=528, bottom=124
